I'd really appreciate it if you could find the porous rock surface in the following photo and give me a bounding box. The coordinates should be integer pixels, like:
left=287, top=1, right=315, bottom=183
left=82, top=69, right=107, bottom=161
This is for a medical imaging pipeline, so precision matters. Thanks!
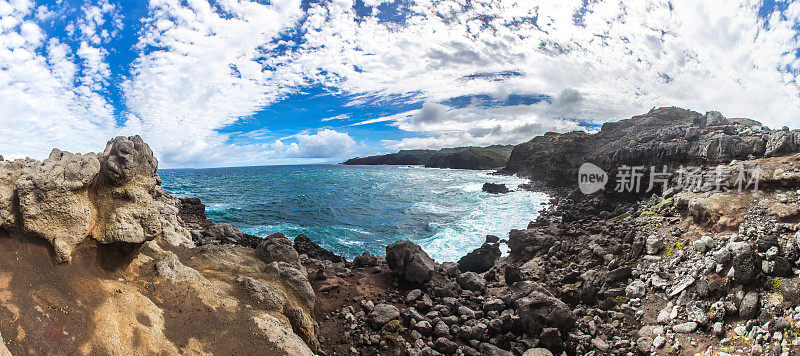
left=0, top=136, right=318, bottom=355
left=0, top=136, right=173, bottom=262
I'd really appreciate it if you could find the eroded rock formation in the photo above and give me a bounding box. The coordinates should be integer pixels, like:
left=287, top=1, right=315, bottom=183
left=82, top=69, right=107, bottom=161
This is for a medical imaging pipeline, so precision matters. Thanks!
left=0, top=136, right=318, bottom=355
left=0, top=136, right=180, bottom=262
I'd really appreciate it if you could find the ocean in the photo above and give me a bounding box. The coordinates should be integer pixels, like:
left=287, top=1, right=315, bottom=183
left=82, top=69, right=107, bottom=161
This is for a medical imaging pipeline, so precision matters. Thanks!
left=159, top=164, right=548, bottom=262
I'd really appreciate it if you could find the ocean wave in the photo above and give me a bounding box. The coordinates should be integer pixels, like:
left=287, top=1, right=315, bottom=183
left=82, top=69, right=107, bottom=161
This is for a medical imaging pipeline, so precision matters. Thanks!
left=205, top=203, right=234, bottom=213
left=410, top=202, right=451, bottom=215
left=417, top=189, right=548, bottom=262
left=162, top=165, right=548, bottom=262
left=333, top=226, right=372, bottom=235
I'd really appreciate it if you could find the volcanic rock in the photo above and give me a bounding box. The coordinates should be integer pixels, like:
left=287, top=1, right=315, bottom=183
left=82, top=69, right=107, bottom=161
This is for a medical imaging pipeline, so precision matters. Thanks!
left=482, top=183, right=510, bottom=194
left=385, top=240, right=435, bottom=283
left=293, top=234, right=345, bottom=263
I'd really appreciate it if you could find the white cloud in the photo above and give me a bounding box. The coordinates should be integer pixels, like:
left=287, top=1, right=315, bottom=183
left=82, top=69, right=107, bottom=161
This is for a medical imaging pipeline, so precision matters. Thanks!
left=381, top=101, right=585, bottom=149
left=290, top=0, right=800, bottom=148
left=0, top=0, right=116, bottom=160
left=121, top=0, right=307, bottom=166
left=0, top=0, right=799, bottom=166
left=285, top=129, right=356, bottom=158
left=321, top=113, right=350, bottom=122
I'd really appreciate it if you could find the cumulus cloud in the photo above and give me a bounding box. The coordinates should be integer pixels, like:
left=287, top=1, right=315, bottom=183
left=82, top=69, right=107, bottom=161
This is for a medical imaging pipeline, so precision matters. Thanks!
left=285, top=129, right=357, bottom=158
left=0, top=0, right=798, bottom=166
left=409, top=102, right=449, bottom=126
left=383, top=102, right=585, bottom=149
left=292, top=0, right=800, bottom=148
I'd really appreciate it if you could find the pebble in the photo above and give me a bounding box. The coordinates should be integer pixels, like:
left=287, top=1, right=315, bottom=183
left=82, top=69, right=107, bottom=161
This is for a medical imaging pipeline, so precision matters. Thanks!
left=673, top=322, right=698, bottom=333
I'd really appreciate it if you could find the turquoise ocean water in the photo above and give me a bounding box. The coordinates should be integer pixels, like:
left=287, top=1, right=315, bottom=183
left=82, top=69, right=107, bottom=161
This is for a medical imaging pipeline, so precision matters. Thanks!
left=159, top=165, right=547, bottom=262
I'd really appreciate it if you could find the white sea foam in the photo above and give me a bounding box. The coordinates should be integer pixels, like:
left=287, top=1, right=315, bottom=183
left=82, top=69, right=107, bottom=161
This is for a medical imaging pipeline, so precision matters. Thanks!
left=163, top=165, right=547, bottom=262
left=419, top=188, right=548, bottom=262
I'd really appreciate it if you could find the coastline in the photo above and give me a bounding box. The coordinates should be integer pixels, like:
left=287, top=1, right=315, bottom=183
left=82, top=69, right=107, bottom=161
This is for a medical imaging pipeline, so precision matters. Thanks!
left=2, top=107, right=800, bottom=355
left=160, top=163, right=544, bottom=263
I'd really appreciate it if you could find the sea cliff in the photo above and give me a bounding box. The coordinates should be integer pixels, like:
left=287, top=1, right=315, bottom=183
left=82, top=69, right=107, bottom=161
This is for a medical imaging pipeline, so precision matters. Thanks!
left=343, top=145, right=514, bottom=170
left=2, top=107, right=800, bottom=355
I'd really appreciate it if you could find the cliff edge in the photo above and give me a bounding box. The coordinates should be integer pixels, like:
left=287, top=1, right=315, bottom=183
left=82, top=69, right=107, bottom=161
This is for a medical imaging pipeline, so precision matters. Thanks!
left=502, top=107, right=799, bottom=188
left=343, top=145, right=514, bottom=170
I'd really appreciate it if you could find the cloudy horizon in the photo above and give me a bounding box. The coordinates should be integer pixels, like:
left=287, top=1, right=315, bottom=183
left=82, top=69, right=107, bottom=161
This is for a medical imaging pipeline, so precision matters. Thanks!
left=1, top=0, right=799, bottom=168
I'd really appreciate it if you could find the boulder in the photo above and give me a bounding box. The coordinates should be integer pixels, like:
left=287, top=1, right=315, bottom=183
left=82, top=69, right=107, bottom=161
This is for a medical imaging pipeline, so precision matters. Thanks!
left=235, top=276, right=287, bottom=311
left=507, top=228, right=556, bottom=263
left=154, top=191, right=194, bottom=248
left=92, top=136, right=162, bottom=246
left=256, top=233, right=303, bottom=271
left=99, top=135, right=158, bottom=184
left=433, top=337, right=458, bottom=354
left=368, top=303, right=400, bottom=329
left=458, top=240, right=501, bottom=273
left=523, top=348, right=554, bottom=356
left=154, top=252, right=201, bottom=283
left=3, top=135, right=169, bottom=263
left=625, top=280, right=646, bottom=299
left=482, top=183, right=510, bottom=194
left=15, top=149, right=100, bottom=262
left=673, top=322, right=697, bottom=333
left=352, top=252, right=379, bottom=267
left=201, top=223, right=244, bottom=245
left=740, top=291, right=760, bottom=319
left=479, top=343, right=513, bottom=356
left=293, top=234, right=345, bottom=263
left=645, top=235, right=664, bottom=255
left=385, top=241, right=435, bottom=283
left=263, top=261, right=315, bottom=310
left=457, top=272, right=487, bottom=292
left=732, top=250, right=761, bottom=285
left=177, top=197, right=211, bottom=231
left=512, top=281, right=576, bottom=335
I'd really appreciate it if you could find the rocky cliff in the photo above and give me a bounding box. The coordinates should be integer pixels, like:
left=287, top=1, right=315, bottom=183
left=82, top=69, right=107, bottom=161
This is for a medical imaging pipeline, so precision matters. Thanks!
left=302, top=108, right=800, bottom=355
left=343, top=145, right=514, bottom=170
left=503, top=107, right=800, bottom=188
left=0, top=136, right=318, bottom=355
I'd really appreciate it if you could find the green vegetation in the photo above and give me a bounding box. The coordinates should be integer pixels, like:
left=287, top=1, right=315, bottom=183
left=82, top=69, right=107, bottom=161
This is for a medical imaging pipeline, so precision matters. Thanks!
left=663, top=241, right=684, bottom=257
left=342, top=145, right=514, bottom=170
left=770, top=277, right=785, bottom=293
left=609, top=212, right=632, bottom=221
left=639, top=197, right=674, bottom=218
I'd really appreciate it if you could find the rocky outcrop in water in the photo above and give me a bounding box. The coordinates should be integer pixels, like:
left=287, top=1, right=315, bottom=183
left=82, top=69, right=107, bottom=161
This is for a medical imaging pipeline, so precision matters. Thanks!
left=0, top=137, right=318, bottom=355
left=482, top=183, right=510, bottom=194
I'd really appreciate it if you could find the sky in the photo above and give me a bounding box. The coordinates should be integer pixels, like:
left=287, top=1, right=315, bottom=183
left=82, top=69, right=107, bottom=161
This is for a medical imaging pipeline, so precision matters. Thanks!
left=0, top=0, right=799, bottom=168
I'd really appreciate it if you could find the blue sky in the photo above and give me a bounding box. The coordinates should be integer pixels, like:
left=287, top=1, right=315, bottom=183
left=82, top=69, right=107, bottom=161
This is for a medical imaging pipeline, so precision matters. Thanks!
left=0, top=0, right=799, bottom=167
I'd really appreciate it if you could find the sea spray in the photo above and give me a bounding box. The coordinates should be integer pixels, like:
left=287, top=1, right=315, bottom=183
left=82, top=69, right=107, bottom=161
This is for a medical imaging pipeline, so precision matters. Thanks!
left=160, top=164, right=547, bottom=262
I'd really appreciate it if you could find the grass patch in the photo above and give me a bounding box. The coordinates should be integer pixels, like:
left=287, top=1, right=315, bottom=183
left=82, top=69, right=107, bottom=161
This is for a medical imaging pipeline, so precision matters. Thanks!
left=638, top=197, right=674, bottom=217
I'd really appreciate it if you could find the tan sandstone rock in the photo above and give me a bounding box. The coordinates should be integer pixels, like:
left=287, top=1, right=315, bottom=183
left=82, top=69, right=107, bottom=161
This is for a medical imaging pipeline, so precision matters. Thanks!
left=16, top=149, right=100, bottom=262
left=0, top=136, right=319, bottom=355
left=0, top=135, right=192, bottom=262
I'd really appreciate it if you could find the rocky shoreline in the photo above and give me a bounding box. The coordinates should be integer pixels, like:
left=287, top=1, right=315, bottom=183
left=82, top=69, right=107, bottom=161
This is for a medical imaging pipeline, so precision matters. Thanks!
left=0, top=107, right=799, bottom=355
left=298, top=107, right=800, bottom=355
